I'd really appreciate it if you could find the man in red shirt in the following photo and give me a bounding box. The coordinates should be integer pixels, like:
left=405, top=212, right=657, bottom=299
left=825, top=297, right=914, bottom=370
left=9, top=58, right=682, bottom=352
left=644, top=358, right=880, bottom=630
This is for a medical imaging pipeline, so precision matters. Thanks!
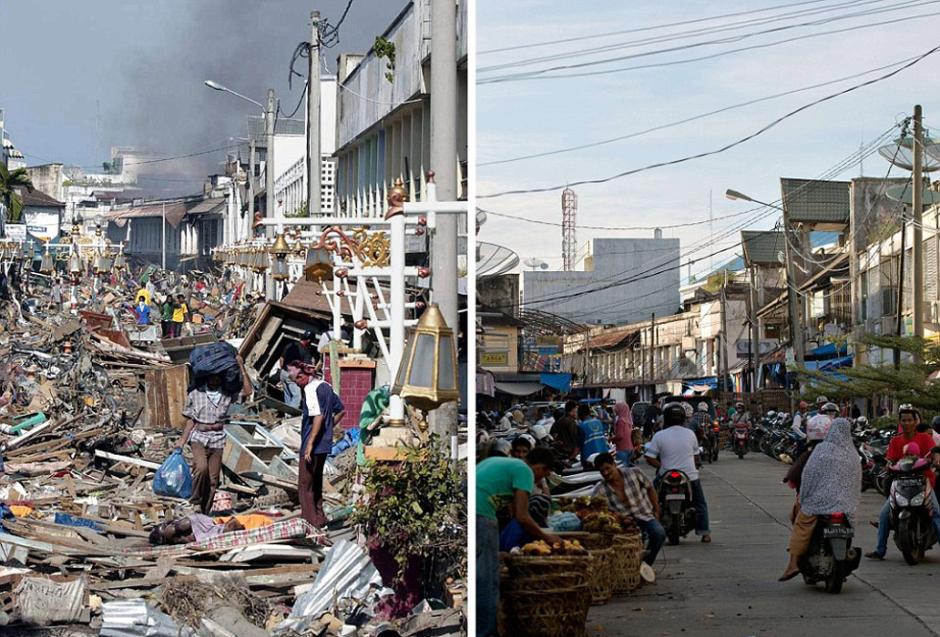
left=866, top=405, right=940, bottom=560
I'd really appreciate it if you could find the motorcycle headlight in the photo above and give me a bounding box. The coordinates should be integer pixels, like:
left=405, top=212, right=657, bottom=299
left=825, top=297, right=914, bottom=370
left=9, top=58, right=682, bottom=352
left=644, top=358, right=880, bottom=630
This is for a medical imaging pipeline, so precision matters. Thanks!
left=893, top=493, right=909, bottom=507
left=910, top=492, right=926, bottom=507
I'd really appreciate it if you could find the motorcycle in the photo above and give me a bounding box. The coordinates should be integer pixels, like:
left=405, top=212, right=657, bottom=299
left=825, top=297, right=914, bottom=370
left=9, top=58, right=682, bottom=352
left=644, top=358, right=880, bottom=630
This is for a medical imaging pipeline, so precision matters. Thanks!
left=732, top=425, right=750, bottom=459
left=657, top=468, right=698, bottom=545
left=888, top=456, right=938, bottom=565
left=703, top=423, right=720, bottom=463
left=798, top=512, right=861, bottom=594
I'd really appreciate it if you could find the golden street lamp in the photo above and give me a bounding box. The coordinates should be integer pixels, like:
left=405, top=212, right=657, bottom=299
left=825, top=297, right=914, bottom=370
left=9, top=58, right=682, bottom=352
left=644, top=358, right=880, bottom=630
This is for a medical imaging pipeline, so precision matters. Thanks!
left=270, top=233, right=291, bottom=281
left=392, top=303, right=459, bottom=412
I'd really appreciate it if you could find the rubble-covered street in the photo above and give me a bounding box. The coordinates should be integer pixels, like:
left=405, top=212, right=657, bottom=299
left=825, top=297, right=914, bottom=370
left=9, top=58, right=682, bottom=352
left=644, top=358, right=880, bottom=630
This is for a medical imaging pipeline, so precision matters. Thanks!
left=0, top=257, right=466, bottom=637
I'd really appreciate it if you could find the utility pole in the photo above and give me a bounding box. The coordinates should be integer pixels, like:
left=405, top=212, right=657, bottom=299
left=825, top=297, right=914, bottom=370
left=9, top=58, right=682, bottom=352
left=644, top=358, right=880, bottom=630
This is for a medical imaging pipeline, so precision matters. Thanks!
left=782, top=209, right=805, bottom=367
left=896, top=214, right=907, bottom=369
left=161, top=202, right=166, bottom=270
left=265, top=88, right=276, bottom=240
left=750, top=265, right=760, bottom=394
left=265, top=88, right=276, bottom=300
left=650, top=312, right=656, bottom=398
left=307, top=11, right=321, bottom=225
left=720, top=271, right=729, bottom=400
left=248, top=140, right=256, bottom=242
left=912, top=104, right=924, bottom=361
left=429, top=0, right=459, bottom=438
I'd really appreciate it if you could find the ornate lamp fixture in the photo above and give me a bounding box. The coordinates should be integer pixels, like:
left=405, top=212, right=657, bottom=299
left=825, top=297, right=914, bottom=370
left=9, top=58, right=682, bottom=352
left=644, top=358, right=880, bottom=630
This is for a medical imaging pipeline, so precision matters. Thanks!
left=392, top=303, right=459, bottom=412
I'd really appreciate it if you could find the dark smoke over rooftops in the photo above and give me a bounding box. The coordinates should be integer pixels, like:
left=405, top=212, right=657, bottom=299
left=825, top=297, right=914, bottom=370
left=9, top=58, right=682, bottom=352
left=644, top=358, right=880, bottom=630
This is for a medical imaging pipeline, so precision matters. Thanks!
left=110, top=0, right=399, bottom=196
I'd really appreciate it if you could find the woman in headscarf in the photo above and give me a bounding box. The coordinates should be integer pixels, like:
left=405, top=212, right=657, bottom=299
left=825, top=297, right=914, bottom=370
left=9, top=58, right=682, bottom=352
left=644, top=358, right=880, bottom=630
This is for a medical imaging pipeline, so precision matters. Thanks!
left=611, top=402, right=634, bottom=464
left=779, top=418, right=860, bottom=581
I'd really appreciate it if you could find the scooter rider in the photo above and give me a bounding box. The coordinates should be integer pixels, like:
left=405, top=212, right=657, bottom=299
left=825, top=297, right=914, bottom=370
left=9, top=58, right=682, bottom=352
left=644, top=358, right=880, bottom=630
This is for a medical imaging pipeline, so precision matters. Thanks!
left=865, top=404, right=940, bottom=560
left=645, top=402, right=712, bottom=543
left=689, top=402, right=711, bottom=442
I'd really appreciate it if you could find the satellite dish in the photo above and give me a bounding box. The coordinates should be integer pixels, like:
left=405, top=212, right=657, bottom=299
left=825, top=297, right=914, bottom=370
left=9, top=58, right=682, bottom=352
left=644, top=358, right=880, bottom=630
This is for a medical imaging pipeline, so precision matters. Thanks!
left=478, top=242, right=520, bottom=278
left=476, top=210, right=488, bottom=228
left=524, top=257, right=547, bottom=270
left=884, top=184, right=940, bottom=206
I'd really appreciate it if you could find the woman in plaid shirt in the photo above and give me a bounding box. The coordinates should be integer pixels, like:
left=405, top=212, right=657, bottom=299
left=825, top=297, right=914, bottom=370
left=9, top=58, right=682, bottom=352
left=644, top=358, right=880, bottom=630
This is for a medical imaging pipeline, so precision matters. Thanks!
left=178, top=355, right=252, bottom=514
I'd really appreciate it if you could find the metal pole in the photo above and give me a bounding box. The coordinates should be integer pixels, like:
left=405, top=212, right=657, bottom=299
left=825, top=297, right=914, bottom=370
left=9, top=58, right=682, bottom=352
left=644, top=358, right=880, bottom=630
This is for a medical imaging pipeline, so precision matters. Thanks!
left=782, top=210, right=805, bottom=367
left=912, top=104, right=924, bottom=360
left=650, top=312, right=656, bottom=396
left=161, top=202, right=166, bottom=270
left=429, top=0, right=459, bottom=438
left=307, top=11, right=322, bottom=226
left=750, top=265, right=760, bottom=393
left=389, top=210, right=406, bottom=426
left=719, top=272, right=729, bottom=398
left=248, top=140, right=256, bottom=242
left=896, top=215, right=906, bottom=369
left=265, top=88, right=276, bottom=299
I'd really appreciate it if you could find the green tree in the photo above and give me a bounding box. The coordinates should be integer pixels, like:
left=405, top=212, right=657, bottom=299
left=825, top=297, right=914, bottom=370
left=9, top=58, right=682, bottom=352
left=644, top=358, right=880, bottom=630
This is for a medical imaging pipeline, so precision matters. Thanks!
left=0, top=163, right=34, bottom=223
left=796, top=334, right=940, bottom=413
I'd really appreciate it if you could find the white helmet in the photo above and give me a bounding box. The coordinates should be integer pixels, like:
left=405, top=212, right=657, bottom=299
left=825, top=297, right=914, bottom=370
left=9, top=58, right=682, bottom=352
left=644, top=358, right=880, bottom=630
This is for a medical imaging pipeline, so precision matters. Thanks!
left=530, top=424, right=550, bottom=441
left=518, top=433, right=537, bottom=449
left=806, top=414, right=833, bottom=441
left=820, top=402, right=840, bottom=416
left=856, top=416, right=869, bottom=427
left=682, top=403, right=694, bottom=419
left=767, top=410, right=777, bottom=418
left=697, top=402, right=709, bottom=412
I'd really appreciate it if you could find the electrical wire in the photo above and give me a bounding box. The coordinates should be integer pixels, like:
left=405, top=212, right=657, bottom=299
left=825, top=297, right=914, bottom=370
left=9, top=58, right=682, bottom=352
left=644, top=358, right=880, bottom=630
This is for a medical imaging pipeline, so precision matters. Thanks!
left=479, top=0, right=899, bottom=72
left=499, top=127, right=898, bottom=311
left=480, top=0, right=866, bottom=55
left=319, top=0, right=356, bottom=49
left=478, top=45, right=940, bottom=199
left=479, top=54, right=918, bottom=167
left=480, top=4, right=940, bottom=84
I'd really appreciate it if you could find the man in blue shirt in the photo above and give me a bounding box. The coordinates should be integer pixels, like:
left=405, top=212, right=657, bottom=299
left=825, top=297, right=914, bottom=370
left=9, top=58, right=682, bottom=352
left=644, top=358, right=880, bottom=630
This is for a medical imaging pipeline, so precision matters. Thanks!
left=577, top=404, right=609, bottom=468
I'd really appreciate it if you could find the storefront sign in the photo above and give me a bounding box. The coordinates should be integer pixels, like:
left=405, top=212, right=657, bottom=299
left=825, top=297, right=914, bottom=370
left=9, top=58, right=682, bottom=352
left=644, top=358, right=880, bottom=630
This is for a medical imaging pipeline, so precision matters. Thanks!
left=481, top=351, right=509, bottom=366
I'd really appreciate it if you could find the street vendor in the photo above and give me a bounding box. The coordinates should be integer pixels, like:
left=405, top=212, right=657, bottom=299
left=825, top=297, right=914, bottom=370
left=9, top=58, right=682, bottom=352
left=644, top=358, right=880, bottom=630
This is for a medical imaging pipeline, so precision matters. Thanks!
left=178, top=354, right=252, bottom=514
left=476, top=446, right=562, bottom=637
left=148, top=513, right=245, bottom=545
left=288, top=360, right=345, bottom=527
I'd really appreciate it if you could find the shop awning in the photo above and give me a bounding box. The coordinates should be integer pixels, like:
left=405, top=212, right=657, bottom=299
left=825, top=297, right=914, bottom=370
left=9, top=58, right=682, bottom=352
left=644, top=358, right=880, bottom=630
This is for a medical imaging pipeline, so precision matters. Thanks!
left=494, top=382, right=545, bottom=397
left=540, top=372, right=572, bottom=393
left=803, top=355, right=853, bottom=371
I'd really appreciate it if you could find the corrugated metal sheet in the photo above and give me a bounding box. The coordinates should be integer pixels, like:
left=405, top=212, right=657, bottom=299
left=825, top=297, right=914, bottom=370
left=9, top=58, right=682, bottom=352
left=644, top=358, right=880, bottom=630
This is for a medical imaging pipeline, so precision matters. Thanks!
left=780, top=178, right=850, bottom=224
left=741, top=230, right=785, bottom=266
left=100, top=599, right=194, bottom=637
left=286, top=539, right=382, bottom=620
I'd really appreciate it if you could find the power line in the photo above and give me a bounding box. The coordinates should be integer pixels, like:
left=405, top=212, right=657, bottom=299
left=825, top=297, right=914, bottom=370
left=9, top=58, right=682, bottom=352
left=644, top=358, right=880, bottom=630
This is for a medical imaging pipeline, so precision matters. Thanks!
left=480, top=3, right=940, bottom=84
left=319, top=0, right=356, bottom=48
left=479, top=54, right=917, bottom=167
left=479, top=0, right=851, bottom=54
left=478, top=45, right=940, bottom=199
left=479, top=206, right=761, bottom=231
left=501, top=127, right=897, bottom=310
left=479, top=0, right=895, bottom=72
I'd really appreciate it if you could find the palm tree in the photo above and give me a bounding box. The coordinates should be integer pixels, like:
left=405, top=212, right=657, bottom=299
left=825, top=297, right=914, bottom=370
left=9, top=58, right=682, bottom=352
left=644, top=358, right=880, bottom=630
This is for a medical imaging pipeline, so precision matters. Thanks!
left=0, top=163, right=34, bottom=224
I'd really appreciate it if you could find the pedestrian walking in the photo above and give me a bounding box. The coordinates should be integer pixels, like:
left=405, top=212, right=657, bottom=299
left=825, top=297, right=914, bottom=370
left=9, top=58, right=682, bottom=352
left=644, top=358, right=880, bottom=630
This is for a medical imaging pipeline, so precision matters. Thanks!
left=177, top=355, right=252, bottom=514
left=170, top=293, right=188, bottom=338
left=288, top=361, right=345, bottom=527
left=278, top=330, right=316, bottom=409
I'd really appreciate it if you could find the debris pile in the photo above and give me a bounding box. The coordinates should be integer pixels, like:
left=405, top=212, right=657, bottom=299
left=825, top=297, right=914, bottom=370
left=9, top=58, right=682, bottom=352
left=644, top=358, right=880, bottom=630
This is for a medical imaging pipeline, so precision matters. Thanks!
left=0, top=264, right=466, bottom=636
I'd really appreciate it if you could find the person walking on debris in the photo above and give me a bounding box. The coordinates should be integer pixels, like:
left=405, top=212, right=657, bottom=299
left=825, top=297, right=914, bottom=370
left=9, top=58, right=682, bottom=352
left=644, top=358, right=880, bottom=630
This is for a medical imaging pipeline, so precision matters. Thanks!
left=134, top=295, right=151, bottom=325
left=288, top=361, right=345, bottom=527
left=159, top=295, right=173, bottom=337
left=170, top=293, right=188, bottom=338
left=50, top=278, right=63, bottom=310
left=279, top=330, right=316, bottom=409
left=178, top=354, right=252, bottom=514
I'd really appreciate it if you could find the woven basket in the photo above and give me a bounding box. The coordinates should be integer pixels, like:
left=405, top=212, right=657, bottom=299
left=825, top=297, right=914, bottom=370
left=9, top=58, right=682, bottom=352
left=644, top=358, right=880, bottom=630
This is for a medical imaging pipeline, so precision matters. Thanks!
left=587, top=547, right=615, bottom=605
left=504, top=572, right=586, bottom=592
left=576, top=532, right=613, bottom=550
left=611, top=532, right=643, bottom=593
left=504, top=555, right=591, bottom=582
left=504, top=584, right=591, bottom=637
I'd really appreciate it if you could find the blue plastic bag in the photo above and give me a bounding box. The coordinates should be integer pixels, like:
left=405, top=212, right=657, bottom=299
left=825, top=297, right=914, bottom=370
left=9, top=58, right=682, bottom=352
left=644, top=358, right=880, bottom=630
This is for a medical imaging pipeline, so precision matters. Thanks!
left=499, top=519, right=528, bottom=552
left=548, top=511, right=582, bottom=532
left=153, top=449, right=193, bottom=499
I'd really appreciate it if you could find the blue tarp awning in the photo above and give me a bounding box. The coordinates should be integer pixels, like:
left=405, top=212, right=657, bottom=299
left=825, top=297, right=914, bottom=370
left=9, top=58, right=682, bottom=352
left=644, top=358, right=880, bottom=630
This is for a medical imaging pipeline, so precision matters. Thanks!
left=682, top=377, right=718, bottom=390
left=540, top=372, right=572, bottom=393
left=807, top=343, right=849, bottom=359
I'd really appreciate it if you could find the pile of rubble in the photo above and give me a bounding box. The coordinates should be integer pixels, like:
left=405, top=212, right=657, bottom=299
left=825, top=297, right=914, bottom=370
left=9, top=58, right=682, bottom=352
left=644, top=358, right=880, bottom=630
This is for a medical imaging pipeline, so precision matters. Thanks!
left=0, top=265, right=466, bottom=637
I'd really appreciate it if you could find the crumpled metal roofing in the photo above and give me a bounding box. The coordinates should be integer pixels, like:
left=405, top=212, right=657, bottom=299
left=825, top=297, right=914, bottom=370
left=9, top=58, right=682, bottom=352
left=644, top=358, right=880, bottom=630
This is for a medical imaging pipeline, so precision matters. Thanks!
left=275, top=539, right=382, bottom=633
left=99, top=599, right=194, bottom=637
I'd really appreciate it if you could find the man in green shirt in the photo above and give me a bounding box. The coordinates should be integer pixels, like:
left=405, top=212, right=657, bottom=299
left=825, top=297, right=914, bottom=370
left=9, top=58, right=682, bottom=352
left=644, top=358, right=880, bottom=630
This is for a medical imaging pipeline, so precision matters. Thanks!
left=476, top=447, right=560, bottom=637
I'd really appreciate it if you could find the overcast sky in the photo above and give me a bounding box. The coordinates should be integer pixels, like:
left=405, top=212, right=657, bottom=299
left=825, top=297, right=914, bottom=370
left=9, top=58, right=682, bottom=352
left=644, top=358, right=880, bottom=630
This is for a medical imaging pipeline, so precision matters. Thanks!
left=0, top=0, right=402, bottom=192
left=477, top=0, right=940, bottom=288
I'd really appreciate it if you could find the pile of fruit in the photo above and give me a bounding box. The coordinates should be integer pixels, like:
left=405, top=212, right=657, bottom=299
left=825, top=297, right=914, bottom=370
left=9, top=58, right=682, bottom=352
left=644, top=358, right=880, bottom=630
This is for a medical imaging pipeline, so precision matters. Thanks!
left=520, top=539, right=588, bottom=556
left=559, top=495, right=640, bottom=534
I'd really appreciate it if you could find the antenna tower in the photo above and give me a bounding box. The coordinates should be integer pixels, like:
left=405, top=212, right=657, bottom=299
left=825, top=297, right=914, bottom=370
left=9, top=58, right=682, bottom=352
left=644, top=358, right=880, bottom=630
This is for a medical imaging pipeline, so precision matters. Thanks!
left=562, top=187, right=577, bottom=271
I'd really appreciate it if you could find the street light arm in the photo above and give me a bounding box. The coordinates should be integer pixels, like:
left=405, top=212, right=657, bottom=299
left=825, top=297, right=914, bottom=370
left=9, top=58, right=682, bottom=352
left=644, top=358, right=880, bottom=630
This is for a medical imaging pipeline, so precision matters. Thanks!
left=725, top=188, right=784, bottom=212
left=204, top=80, right=265, bottom=112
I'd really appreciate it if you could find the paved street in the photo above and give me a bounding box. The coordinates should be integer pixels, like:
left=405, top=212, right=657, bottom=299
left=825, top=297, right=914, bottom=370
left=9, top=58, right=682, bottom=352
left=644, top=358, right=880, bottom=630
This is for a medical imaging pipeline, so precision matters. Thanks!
left=588, top=452, right=940, bottom=636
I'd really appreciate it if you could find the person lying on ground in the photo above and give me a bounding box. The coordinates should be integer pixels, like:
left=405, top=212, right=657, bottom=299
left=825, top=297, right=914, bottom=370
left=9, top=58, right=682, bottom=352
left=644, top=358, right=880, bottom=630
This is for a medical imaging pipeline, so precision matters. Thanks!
left=148, top=514, right=244, bottom=545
